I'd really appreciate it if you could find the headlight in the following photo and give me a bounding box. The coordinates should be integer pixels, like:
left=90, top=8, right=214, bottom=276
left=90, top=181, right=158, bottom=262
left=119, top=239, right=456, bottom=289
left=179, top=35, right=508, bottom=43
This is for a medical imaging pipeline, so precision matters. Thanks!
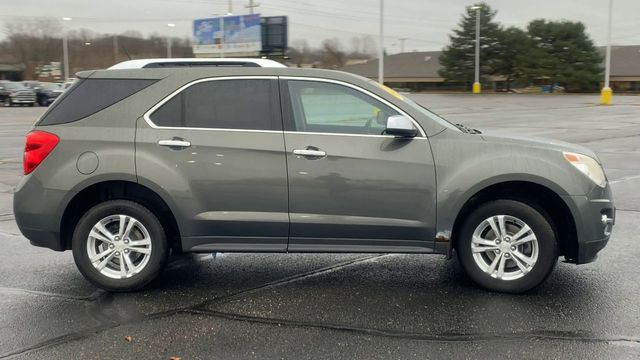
left=563, top=152, right=606, bottom=187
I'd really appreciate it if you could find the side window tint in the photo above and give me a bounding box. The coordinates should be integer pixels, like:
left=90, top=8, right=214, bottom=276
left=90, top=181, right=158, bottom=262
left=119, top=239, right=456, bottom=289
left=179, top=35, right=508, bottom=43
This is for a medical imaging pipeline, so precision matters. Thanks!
left=39, top=79, right=157, bottom=125
left=150, top=79, right=277, bottom=130
left=287, top=80, right=399, bottom=135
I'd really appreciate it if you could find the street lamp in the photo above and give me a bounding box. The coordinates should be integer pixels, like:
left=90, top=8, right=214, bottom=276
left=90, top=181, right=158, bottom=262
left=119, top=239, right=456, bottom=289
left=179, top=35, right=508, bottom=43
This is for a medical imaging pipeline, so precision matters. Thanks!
left=378, top=0, right=384, bottom=84
left=601, top=0, right=613, bottom=105
left=471, top=5, right=481, bottom=94
left=62, top=17, right=72, bottom=82
left=166, top=23, right=176, bottom=58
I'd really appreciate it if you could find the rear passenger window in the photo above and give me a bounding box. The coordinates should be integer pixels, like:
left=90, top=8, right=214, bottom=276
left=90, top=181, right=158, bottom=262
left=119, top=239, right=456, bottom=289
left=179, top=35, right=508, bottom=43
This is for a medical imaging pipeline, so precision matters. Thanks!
left=39, top=79, right=157, bottom=125
left=150, top=79, right=278, bottom=130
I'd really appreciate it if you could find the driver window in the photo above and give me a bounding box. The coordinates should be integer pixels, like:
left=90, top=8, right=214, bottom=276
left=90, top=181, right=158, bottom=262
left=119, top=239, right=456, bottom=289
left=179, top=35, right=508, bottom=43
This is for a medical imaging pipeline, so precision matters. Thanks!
left=287, top=80, right=399, bottom=135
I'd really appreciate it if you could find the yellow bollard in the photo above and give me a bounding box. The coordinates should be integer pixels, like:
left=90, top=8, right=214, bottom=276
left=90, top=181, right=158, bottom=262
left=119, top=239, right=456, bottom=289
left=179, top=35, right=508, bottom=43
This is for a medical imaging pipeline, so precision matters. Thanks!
left=600, top=87, right=612, bottom=105
left=472, top=82, right=481, bottom=94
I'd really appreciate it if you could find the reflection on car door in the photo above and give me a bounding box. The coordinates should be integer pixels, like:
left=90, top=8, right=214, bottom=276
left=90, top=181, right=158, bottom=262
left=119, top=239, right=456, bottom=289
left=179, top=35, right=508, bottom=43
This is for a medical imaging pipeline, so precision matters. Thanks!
left=281, top=78, right=437, bottom=252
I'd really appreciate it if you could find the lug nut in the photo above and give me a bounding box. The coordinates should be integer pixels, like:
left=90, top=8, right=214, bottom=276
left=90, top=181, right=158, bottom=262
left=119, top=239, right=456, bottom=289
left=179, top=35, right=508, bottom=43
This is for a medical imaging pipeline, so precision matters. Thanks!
left=510, top=246, right=516, bottom=251
left=114, top=236, right=120, bottom=241
left=115, top=251, right=120, bottom=256
left=504, top=237, right=511, bottom=242
left=124, top=249, right=129, bottom=254
left=505, top=253, right=511, bottom=258
left=496, top=239, right=502, bottom=244
left=495, top=249, right=501, bottom=254
left=124, top=239, right=129, bottom=244
left=109, top=244, right=115, bottom=249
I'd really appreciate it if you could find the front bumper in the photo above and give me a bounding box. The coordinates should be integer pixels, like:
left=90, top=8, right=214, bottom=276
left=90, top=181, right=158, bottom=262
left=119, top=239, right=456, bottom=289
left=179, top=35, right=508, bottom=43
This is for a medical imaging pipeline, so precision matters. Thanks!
left=562, top=183, right=615, bottom=264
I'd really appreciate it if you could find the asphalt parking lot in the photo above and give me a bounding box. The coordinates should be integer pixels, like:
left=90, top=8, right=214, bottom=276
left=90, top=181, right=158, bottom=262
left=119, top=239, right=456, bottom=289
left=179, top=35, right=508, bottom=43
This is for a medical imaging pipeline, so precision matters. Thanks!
left=1, top=94, right=639, bottom=359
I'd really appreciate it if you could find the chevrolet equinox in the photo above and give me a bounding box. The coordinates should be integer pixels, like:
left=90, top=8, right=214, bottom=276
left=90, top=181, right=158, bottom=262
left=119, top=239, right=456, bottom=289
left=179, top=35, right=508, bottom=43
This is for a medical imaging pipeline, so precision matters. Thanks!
left=13, top=66, right=615, bottom=293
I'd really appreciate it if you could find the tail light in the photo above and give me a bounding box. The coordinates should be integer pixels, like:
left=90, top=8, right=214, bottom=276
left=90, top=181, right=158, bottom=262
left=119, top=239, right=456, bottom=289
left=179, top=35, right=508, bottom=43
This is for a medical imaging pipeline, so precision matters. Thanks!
left=24, top=131, right=59, bottom=175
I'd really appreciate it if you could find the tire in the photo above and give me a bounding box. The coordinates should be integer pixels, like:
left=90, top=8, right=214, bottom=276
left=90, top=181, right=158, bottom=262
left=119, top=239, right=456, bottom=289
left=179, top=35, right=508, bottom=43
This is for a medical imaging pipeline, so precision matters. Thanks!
left=72, top=200, right=169, bottom=292
left=456, top=199, right=558, bottom=293
left=3, top=98, right=11, bottom=107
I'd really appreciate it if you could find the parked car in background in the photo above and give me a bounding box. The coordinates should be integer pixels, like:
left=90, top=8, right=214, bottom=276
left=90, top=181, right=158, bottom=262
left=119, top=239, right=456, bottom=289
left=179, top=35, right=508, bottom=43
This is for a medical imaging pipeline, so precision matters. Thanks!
left=35, top=82, right=65, bottom=106
left=0, top=82, right=36, bottom=107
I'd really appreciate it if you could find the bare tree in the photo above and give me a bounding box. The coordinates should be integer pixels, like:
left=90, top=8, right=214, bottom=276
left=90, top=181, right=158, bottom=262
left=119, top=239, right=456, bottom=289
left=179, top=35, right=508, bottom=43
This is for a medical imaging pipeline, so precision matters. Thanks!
left=320, top=38, right=346, bottom=68
left=289, top=39, right=310, bottom=67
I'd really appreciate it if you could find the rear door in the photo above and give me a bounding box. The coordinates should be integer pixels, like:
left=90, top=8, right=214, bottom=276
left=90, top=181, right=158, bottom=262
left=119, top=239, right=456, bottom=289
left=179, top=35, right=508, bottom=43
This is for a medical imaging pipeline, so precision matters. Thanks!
left=136, top=76, right=289, bottom=252
left=281, top=78, right=437, bottom=252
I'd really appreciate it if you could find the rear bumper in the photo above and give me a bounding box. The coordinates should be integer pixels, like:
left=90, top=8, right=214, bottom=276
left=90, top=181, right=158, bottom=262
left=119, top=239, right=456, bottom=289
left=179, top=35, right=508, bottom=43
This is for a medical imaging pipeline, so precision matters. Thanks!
left=14, top=175, right=72, bottom=251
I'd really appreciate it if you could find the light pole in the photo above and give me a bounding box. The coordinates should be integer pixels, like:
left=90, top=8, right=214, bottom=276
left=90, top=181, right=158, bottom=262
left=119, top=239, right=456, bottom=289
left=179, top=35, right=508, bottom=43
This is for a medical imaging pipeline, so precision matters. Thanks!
left=62, top=17, right=72, bottom=82
left=378, top=0, right=384, bottom=84
left=166, top=23, right=176, bottom=58
left=601, top=0, right=613, bottom=105
left=471, top=5, right=481, bottom=94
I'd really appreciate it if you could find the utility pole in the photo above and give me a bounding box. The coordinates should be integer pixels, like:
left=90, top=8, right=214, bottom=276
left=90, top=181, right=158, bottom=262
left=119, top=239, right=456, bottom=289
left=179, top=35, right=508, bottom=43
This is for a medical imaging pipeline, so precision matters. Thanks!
left=471, top=5, right=481, bottom=94
left=62, top=17, right=72, bottom=82
left=398, top=37, right=407, bottom=53
left=601, top=0, right=613, bottom=105
left=245, top=0, right=260, bottom=14
left=167, top=23, right=176, bottom=58
left=113, top=35, right=119, bottom=64
left=378, top=0, right=384, bottom=84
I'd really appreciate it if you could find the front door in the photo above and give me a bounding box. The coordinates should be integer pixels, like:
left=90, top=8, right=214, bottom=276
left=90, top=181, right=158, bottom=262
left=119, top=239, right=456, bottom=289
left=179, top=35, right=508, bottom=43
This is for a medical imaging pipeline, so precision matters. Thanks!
left=136, top=77, right=289, bottom=252
left=281, top=78, right=437, bottom=252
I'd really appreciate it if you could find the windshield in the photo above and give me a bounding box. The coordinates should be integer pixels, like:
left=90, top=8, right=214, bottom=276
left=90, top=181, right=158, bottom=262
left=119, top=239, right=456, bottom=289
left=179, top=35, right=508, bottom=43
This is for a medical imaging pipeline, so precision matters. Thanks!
left=368, top=80, right=464, bottom=133
left=400, top=96, right=463, bottom=132
left=4, top=83, right=26, bottom=91
left=43, top=83, right=64, bottom=90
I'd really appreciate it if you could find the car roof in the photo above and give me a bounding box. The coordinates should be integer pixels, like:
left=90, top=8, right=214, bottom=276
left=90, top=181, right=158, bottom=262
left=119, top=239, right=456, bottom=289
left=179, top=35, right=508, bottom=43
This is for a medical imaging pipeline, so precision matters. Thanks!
left=109, top=58, right=286, bottom=70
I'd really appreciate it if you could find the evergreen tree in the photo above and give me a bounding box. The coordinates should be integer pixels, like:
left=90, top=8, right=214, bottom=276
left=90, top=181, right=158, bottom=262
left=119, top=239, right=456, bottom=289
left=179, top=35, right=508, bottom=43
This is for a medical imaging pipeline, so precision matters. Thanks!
left=526, top=20, right=602, bottom=91
left=438, top=2, right=501, bottom=87
left=493, top=27, right=531, bottom=91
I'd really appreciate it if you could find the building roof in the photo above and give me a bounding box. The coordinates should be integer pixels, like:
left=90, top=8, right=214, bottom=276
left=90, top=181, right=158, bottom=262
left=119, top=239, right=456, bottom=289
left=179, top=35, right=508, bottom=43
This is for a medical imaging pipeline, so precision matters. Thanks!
left=341, top=46, right=640, bottom=82
left=605, top=45, right=640, bottom=77
left=339, top=51, right=443, bottom=80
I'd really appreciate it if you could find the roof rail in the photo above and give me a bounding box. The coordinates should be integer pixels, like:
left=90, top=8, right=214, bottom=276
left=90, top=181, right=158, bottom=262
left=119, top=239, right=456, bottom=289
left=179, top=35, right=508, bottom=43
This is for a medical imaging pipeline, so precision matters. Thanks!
left=109, top=58, right=286, bottom=70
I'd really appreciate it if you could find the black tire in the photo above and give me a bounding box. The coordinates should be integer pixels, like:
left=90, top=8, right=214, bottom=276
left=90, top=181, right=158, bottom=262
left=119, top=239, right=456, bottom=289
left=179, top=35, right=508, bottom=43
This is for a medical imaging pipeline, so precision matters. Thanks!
left=456, top=199, right=558, bottom=293
left=72, top=200, right=169, bottom=292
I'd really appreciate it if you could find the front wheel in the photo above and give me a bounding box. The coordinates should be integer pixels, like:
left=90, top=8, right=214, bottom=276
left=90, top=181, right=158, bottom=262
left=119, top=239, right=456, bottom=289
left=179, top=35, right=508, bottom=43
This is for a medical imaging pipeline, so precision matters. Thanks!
left=72, top=200, right=169, bottom=292
left=456, top=199, right=558, bottom=293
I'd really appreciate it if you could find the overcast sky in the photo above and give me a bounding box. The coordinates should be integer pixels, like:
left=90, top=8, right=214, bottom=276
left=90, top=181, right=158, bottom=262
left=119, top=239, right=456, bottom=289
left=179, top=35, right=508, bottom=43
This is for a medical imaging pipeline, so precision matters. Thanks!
left=2, top=0, right=639, bottom=52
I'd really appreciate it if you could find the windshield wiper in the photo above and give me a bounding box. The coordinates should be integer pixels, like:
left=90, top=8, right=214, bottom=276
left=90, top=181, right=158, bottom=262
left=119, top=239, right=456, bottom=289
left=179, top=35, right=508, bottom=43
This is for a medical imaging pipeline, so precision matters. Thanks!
left=454, top=123, right=482, bottom=134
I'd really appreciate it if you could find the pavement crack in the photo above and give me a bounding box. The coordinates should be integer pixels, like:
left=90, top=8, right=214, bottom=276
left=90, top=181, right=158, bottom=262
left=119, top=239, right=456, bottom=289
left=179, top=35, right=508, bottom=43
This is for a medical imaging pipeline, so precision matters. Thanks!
left=181, top=308, right=640, bottom=345
left=0, top=255, right=386, bottom=358
left=0, top=287, right=106, bottom=302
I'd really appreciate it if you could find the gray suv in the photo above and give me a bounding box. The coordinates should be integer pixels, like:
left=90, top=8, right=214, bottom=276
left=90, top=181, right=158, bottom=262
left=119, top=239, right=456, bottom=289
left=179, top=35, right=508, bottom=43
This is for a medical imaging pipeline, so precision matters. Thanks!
left=13, top=67, right=614, bottom=293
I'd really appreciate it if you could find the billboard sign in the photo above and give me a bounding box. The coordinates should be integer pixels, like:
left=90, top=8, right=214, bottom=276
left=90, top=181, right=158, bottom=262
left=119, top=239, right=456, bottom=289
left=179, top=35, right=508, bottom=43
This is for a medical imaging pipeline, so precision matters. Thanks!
left=193, top=14, right=262, bottom=56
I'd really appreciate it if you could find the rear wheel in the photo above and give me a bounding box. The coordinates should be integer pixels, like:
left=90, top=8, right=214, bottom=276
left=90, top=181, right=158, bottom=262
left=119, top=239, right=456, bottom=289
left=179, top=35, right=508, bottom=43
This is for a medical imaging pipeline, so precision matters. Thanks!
left=456, top=199, right=558, bottom=293
left=72, top=200, right=168, bottom=291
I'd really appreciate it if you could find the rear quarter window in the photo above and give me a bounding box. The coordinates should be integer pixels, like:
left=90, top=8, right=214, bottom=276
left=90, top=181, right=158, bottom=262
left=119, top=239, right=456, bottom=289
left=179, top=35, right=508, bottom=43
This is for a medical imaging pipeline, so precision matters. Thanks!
left=38, top=78, right=157, bottom=126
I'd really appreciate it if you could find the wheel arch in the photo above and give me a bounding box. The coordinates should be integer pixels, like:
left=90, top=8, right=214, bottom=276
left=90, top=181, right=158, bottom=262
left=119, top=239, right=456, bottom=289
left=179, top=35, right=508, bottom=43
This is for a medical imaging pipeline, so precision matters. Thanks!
left=448, top=180, right=579, bottom=261
left=60, top=180, right=182, bottom=251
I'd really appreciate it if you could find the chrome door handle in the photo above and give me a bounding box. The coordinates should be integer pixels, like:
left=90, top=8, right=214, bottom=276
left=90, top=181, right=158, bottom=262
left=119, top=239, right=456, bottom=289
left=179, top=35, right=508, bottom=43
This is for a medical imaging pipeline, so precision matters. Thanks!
left=158, top=139, right=191, bottom=148
left=293, top=149, right=326, bottom=157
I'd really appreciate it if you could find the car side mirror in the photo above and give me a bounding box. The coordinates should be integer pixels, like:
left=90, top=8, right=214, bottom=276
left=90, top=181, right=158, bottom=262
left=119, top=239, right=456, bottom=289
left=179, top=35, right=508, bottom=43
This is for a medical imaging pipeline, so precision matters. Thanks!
left=384, top=115, right=417, bottom=137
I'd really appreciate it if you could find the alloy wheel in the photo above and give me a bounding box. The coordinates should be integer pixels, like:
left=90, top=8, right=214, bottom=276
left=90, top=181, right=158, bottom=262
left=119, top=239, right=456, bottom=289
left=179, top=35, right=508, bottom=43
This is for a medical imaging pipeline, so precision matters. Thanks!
left=471, top=215, right=539, bottom=281
left=86, top=214, right=152, bottom=279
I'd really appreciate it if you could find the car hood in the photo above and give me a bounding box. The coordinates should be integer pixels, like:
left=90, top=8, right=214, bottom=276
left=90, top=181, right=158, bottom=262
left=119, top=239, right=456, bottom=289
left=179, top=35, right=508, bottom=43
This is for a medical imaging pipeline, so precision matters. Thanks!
left=477, top=130, right=600, bottom=161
